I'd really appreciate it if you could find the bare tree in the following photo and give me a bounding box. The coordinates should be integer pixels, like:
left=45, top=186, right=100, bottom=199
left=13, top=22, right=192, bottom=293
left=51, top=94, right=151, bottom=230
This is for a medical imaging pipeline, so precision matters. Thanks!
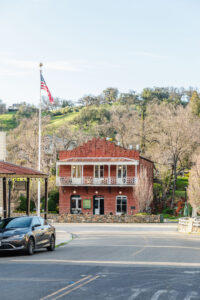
left=134, top=168, right=153, bottom=212
left=145, top=104, right=200, bottom=207
left=188, top=154, right=200, bottom=217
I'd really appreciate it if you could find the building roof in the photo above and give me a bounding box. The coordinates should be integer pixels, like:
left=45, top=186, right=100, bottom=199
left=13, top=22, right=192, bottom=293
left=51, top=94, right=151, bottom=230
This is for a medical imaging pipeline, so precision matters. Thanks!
left=0, top=161, right=48, bottom=178
left=58, top=157, right=139, bottom=165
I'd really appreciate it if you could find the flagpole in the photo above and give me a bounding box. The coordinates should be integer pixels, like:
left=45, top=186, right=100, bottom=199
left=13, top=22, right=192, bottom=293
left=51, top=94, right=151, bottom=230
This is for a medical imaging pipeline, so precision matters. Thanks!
left=38, top=62, right=43, bottom=217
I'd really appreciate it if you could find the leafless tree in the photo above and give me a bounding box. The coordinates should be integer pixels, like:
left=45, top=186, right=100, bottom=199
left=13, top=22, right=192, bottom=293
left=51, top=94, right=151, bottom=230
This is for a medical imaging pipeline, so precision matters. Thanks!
left=134, top=168, right=153, bottom=212
left=188, top=154, right=200, bottom=217
left=145, top=103, right=200, bottom=207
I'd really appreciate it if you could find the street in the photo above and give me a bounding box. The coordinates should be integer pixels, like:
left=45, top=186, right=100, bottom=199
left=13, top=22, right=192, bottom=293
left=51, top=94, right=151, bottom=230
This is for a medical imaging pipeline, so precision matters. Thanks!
left=1, top=224, right=200, bottom=299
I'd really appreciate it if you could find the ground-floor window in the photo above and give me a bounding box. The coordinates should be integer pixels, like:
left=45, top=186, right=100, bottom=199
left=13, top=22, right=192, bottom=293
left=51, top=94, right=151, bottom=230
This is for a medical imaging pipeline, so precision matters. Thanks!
left=71, top=195, right=81, bottom=214
left=116, top=196, right=127, bottom=214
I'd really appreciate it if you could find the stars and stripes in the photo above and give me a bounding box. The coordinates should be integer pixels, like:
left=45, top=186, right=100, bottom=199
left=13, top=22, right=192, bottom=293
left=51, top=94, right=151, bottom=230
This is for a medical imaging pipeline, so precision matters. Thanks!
left=40, top=73, right=54, bottom=103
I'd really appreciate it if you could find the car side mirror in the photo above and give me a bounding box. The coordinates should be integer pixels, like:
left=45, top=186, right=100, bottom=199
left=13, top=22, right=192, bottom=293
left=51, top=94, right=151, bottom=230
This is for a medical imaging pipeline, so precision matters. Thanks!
left=32, top=224, right=40, bottom=230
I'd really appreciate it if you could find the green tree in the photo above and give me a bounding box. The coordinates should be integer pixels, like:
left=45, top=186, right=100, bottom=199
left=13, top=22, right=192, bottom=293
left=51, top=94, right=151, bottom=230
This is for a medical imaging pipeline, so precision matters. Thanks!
left=189, top=91, right=200, bottom=116
left=103, top=88, right=119, bottom=104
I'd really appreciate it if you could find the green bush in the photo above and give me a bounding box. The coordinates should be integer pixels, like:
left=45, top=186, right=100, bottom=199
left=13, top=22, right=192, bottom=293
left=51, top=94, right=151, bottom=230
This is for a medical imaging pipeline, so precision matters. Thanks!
left=41, top=190, right=59, bottom=213
left=16, top=195, right=35, bottom=212
left=162, top=207, right=174, bottom=215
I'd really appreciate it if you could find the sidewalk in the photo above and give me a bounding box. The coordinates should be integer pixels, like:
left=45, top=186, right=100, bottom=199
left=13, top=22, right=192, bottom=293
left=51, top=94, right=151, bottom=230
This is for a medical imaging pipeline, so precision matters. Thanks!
left=55, top=229, right=73, bottom=247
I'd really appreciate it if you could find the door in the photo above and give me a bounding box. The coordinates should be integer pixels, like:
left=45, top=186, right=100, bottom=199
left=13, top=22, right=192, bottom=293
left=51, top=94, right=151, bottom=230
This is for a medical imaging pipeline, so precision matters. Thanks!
left=71, top=165, right=82, bottom=184
left=117, top=165, right=127, bottom=184
left=93, top=196, right=104, bottom=215
left=31, top=217, right=44, bottom=247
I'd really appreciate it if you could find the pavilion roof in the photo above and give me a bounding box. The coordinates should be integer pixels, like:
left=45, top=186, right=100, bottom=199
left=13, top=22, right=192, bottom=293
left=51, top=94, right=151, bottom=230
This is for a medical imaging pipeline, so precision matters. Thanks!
left=0, top=161, right=48, bottom=178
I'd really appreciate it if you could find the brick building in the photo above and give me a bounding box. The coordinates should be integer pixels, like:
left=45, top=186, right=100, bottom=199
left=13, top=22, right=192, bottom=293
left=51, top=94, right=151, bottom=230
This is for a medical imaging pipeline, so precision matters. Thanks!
left=56, top=138, right=153, bottom=215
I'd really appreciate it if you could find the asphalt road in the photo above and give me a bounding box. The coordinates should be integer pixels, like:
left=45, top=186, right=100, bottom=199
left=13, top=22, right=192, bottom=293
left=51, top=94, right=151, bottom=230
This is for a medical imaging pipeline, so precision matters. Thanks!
left=1, top=224, right=200, bottom=300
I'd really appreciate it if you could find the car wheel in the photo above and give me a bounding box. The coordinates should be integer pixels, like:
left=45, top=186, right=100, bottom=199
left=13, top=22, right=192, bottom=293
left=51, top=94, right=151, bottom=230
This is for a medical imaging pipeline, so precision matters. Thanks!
left=27, top=237, right=35, bottom=255
left=47, top=235, right=55, bottom=251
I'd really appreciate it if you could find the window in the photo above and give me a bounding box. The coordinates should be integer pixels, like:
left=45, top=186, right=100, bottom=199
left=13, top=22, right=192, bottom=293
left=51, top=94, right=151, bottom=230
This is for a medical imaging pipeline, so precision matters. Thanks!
left=94, top=165, right=104, bottom=178
left=117, top=166, right=127, bottom=178
left=72, top=165, right=82, bottom=178
left=116, top=196, right=127, bottom=214
left=71, top=195, right=82, bottom=214
left=32, top=217, right=41, bottom=227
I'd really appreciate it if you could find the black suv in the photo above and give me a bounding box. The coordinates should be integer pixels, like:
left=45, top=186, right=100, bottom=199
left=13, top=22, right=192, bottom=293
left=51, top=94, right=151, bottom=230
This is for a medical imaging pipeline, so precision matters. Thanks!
left=0, top=216, right=56, bottom=255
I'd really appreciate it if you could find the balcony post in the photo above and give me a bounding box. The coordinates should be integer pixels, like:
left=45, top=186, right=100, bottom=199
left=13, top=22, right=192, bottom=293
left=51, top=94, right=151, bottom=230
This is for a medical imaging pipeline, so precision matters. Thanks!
left=135, top=164, right=137, bottom=183
left=108, top=164, right=110, bottom=184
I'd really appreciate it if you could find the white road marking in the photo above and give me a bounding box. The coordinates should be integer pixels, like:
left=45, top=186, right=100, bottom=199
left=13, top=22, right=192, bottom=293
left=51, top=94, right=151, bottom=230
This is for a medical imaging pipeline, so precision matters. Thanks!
left=151, top=290, right=167, bottom=300
left=69, top=244, right=200, bottom=251
left=184, top=291, right=199, bottom=300
left=11, top=259, right=200, bottom=268
left=184, top=271, right=200, bottom=274
left=128, top=288, right=147, bottom=299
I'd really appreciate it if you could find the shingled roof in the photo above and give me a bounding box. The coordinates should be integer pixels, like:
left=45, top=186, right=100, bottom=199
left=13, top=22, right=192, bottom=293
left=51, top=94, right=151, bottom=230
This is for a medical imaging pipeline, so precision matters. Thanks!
left=0, top=161, right=48, bottom=178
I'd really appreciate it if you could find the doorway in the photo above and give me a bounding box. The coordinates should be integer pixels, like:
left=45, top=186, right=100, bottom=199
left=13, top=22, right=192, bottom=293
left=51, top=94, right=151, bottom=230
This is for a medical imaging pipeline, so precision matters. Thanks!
left=93, top=196, right=104, bottom=215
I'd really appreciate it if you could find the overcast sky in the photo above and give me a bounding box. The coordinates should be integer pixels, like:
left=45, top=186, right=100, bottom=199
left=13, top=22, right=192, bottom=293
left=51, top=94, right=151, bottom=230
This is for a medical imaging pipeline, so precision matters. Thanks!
left=1, top=0, right=200, bottom=105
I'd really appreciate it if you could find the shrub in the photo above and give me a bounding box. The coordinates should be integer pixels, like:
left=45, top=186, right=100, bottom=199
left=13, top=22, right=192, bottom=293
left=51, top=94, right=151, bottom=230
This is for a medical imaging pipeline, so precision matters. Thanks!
left=16, top=195, right=35, bottom=212
left=162, top=207, right=174, bottom=215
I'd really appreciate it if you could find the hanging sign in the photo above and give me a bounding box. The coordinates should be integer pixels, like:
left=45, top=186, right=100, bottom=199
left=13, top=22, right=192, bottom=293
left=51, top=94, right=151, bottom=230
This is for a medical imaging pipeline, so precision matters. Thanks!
left=14, top=181, right=27, bottom=190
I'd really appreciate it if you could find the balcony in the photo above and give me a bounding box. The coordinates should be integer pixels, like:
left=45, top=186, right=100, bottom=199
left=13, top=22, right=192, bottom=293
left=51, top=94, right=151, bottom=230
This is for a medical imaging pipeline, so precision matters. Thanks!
left=56, top=176, right=136, bottom=186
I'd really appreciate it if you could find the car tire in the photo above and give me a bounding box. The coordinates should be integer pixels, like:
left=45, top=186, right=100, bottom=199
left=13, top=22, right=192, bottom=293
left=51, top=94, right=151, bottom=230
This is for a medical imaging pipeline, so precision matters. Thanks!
left=47, top=235, right=55, bottom=251
left=27, top=237, right=35, bottom=255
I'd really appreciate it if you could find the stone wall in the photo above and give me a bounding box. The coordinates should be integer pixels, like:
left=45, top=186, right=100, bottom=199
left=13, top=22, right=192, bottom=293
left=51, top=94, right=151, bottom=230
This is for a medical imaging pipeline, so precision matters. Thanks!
left=178, top=217, right=200, bottom=233
left=11, top=213, right=162, bottom=223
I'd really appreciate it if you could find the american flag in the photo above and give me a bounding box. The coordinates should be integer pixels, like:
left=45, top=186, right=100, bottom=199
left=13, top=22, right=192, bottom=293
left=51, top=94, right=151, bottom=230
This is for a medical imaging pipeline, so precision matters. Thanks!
left=40, top=73, right=54, bottom=103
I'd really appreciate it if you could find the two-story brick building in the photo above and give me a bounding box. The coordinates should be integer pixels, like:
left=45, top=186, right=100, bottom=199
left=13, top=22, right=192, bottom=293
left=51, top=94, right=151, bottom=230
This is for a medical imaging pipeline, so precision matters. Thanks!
left=56, top=138, right=153, bottom=215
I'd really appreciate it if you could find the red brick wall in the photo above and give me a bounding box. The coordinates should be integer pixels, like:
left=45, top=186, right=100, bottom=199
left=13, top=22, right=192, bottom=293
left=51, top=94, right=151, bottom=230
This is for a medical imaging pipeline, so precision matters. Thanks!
left=139, top=157, right=154, bottom=181
left=59, top=138, right=140, bottom=160
left=59, top=186, right=139, bottom=215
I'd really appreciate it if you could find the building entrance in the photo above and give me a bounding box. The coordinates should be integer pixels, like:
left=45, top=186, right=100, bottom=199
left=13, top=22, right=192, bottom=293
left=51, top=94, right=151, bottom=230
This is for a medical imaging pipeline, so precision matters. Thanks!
left=93, top=196, right=104, bottom=215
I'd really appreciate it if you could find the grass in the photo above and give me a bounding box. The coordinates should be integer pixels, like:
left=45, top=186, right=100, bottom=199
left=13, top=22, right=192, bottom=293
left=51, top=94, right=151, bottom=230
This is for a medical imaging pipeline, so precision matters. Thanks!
left=49, top=111, right=80, bottom=129
left=176, top=176, right=188, bottom=190
left=0, top=112, right=17, bottom=130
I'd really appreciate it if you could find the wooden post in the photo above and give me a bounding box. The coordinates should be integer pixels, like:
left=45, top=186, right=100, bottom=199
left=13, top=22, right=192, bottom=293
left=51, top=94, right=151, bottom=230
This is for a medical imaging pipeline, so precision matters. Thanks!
left=8, top=179, right=12, bottom=218
left=44, top=178, right=48, bottom=220
left=3, top=177, right=7, bottom=219
left=26, top=178, right=30, bottom=216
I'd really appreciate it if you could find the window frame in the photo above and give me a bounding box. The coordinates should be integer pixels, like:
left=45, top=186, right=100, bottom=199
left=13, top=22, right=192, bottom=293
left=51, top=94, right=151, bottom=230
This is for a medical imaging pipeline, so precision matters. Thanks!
left=94, top=165, right=104, bottom=178
left=70, top=195, right=82, bottom=214
left=71, top=165, right=82, bottom=178
left=116, top=195, right=127, bottom=215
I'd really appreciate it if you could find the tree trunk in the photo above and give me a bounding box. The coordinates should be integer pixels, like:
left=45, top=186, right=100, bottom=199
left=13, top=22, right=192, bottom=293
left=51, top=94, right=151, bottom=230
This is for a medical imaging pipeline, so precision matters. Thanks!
left=140, top=105, right=146, bottom=153
left=171, top=160, right=177, bottom=208
left=192, top=207, right=197, bottom=217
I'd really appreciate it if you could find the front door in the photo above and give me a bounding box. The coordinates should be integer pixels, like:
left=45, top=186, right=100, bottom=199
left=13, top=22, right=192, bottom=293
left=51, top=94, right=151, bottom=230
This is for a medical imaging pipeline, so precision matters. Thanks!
left=93, top=196, right=104, bottom=215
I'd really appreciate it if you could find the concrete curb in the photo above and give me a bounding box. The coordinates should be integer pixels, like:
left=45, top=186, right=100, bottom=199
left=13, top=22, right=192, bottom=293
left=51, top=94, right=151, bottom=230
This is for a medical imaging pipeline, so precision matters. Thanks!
left=55, top=230, right=73, bottom=247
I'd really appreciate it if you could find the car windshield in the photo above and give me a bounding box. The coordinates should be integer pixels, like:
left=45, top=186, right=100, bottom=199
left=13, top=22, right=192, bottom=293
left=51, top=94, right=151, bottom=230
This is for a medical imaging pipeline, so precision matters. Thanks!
left=0, top=217, right=32, bottom=230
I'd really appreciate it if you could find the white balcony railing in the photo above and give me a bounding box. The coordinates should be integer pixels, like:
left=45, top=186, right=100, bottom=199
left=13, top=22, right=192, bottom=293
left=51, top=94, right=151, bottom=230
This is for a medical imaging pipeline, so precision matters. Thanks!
left=56, top=176, right=136, bottom=186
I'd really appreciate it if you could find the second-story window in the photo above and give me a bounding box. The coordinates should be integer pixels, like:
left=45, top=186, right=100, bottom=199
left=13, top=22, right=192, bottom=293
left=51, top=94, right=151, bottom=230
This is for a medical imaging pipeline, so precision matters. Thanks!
left=72, top=165, right=81, bottom=178
left=117, top=165, right=127, bottom=178
left=94, top=165, right=104, bottom=178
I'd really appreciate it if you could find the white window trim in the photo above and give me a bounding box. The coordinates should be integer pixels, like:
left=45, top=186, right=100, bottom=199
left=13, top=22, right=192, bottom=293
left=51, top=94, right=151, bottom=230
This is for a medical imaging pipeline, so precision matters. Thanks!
left=117, top=165, right=127, bottom=178
left=94, top=165, right=104, bottom=178
left=116, top=195, right=127, bottom=215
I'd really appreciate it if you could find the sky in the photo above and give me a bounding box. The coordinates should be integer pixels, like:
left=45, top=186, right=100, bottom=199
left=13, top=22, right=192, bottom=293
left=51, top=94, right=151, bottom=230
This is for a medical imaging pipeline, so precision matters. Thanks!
left=1, top=0, right=200, bottom=106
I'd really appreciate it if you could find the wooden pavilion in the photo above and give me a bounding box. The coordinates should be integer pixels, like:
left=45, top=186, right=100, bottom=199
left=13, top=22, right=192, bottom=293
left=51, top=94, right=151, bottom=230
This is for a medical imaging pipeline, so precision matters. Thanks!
left=0, top=161, right=48, bottom=219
